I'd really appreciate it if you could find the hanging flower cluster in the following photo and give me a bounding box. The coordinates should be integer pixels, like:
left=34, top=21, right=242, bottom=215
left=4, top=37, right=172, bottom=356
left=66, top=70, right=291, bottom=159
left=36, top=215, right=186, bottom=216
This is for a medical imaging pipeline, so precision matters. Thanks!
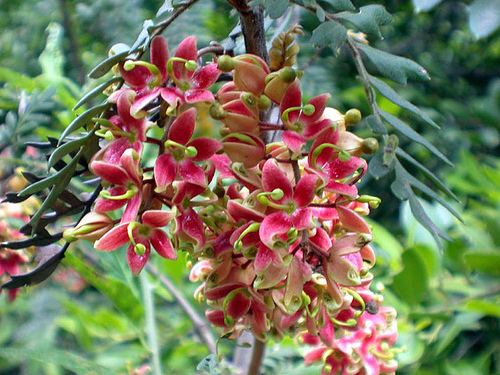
left=62, top=35, right=398, bottom=374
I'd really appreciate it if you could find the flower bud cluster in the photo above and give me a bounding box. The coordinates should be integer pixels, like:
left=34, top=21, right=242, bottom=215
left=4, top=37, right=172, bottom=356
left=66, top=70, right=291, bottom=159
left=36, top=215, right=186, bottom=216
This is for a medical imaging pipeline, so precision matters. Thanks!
left=76, top=34, right=396, bottom=373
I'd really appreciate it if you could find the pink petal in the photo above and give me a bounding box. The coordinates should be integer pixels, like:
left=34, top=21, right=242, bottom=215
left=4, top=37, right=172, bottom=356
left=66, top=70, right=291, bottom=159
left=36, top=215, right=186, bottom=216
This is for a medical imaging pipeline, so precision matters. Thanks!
left=303, top=118, right=332, bottom=139
left=120, top=148, right=142, bottom=185
left=293, top=173, right=318, bottom=207
left=94, top=223, right=129, bottom=251
left=126, top=243, right=150, bottom=275
left=325, top=181, right=358, bottom=198
left=90, top=161, right=129, bottom=185
left=172, top=182, right=205, bottom=205
left=121, top=193, right=142, bottom=223
left=227, top=200, right=265, bottom=222
left=205, top=283, right=245, bottom=300
left=173, top=36, right=197, bottom=81
left=206, top=310, right=227, bottom=327
left=154, top=154, right=177, bottom=192
left=119, top=62, right=150, bottom=88
left=308, top=127, right=339, bottom=168
left=117, top=89, right=143, bottom=130
left=94, top=187, right=128, bottom=213
left=177, top=208, right=205, bottom=248
left=324, top=157, right=366, bottom=180
left=150, top=36, right=169, bottom=81
left=282, top=130, right=306, bottom=154
left=291, top=207, right=313, bottom=230
left=336, top=205, right=371, bottom=234
left=331, top=233, right=366, bottom=256
left=261, top=159, right=293, bottom=202
left=259, top=212, right=292, bottom=249
left=184, top=89, right=215, bottom=103
left=188, top=137, right=221, bottom=161
left=130, top=88, right=161, bottom=117
left=227, top=292, right=251, bottom=319
left=309, top=227, right=332, bottom=253
left=254, top=245, right=276, bottom=274
left=178, top=159, right=206, bottom=186
left=280, top=80, right=301, bottom=124
left=150, top=229, right=176, bottom=259
left=142, top=210, right=175, bottom=228
left=168, top=107, right=196, bottom=145
left=302, top=93, right=330, bottom=125
left=191, top=63, right=221, bottom=89
left=159, top=87, right=184, bottom=107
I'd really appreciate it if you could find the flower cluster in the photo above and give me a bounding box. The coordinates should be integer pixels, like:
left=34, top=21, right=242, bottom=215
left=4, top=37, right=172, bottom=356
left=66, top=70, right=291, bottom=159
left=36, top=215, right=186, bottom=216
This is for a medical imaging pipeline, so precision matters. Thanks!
left=67, top=35, right=398, bottom=373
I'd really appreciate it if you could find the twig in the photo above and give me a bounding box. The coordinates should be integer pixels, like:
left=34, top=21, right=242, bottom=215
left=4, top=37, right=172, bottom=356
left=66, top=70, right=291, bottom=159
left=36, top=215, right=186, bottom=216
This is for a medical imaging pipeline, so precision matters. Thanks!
left=140, top=272, right=163, bottom=375
left=150, top=0, right=200, bottom=40
left=247, top=339, right=266, bottom=375
left=145, top=263, right=217, bottom=354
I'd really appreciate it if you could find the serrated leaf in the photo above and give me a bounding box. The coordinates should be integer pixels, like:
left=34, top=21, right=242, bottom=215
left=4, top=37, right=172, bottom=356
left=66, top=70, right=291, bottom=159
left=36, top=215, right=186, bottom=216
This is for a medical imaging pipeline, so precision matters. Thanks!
left=369, top=75, right=439, bottom=128
left=59, top=103, right=109, bottom=144
left=311, top=21, right=347, bottom=52
left=463, top=251, right=500, bottom=276
left=468, top=0, right=500, bottom=39
left=357, top=43, right=430, bottom=84
left=48, top=136, right=90, bottom=170
left=88, top=50, right=130, bottom=79
left=396, top=148, right=459, bottom=202
left=380, top=110, right=452, bottom=166
left=73, top=77, right=121, bottom=110
left=412, top=0, right=443, bottom=12
left=395, top=161, right=461, bottom=221
left=337, top=5, right=392, bottom=38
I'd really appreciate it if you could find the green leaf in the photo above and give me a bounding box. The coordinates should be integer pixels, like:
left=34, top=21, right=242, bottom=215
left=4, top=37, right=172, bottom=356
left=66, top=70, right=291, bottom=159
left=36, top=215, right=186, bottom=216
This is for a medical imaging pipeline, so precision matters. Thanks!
left=73, top=77, right=122, bottom=110
left=435, top=313, right=481, bottom=355
left=28, top=150, right=83, bottom=233
left=412, top=0, right=443, bottom=12
left=396, top=148, right=459, bottom=202
left=324, top=0, right=355, bottom=11
left=408, top=191, right=450, bottom=247
left=48, top=135, right=90, bottom=170
left=391, top=246, right=430, bottom=305
left=264, top=0, right=289, bottom=19
left=363, top=114, right=386, bottom=134
left=380, top=110, right=452, bottom=166
left=0, top=67, right=38, bottom=91
left=88, top=50, right=130, bottom=79
left=357, top=43, right=430, bottom=84
left=64, top=252, right=144, bottom=322
left=337, top=5, right=392, bottom=38
left=369, top=75, right=439, bottom=128
left=129, top=19, right=154, bottom=53
left=367, top=218, right=403, bottom=271
left=463, top=299, right=500, bottom=318
left=310, top=21, right=347, bottom=52
left=463, top=251, right=500, bottom=276
left=59, top=102, right=109, bottom=144
left=395, top=161, right=462, bottom=221
left=468, top=0, right=500, bottom=39
left=369, top=150, right=393, bottom=178
left=0, top=347, right=109, bottom=374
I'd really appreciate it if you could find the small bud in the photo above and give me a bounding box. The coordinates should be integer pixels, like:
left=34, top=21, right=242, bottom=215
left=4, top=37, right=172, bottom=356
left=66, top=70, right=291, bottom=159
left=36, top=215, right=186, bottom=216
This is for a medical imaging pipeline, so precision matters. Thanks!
left=361, top=137, right=379, bottom=154
left=302, top=104, right=315, bottom=116
left=185, top=146, right=198, bottom=158
left=257, top=195, right=270, bottom=206
left=123, top=60, right=136, bottom=71
left=345, top=108, right=362, bottom=125
left=134, top=243, right=146, bottom=255
left=270, top=188, right=284, bottom=200
left=184, top=60, right=198, bottom=71
left=258, top=95, right=272, bottom=110
left=217, top=55, right=235, bottom=72
left=278, top=67, right=296, bottom=83
left=209, top=103, right=226, bottom=120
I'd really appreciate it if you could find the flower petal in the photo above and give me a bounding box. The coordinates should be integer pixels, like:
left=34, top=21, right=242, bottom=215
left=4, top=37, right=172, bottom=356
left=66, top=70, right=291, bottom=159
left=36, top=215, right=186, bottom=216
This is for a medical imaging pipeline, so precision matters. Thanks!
left=191, top=63, right=221, bottom=89
left=121, top=193, right=142, bottom=223
left=142, top=210, right=175, bottom=228
left=154, top=154, right=177, bottom=192
left=150, top=36, right=169, bottom=81
left=168, top=107, right=196, bottom=145
left=188, top=137, right=222, bottom=162
left=150, top=229, right=176, bottom=259
left=90, top=161, right=129, bottom=185
left=293, top=173, right=318, bottom=207
left=184, top=89, right=215, bottom=103
left=126, top=243, right=150, bottom=275
left=94, top=223, right=129, bottom=251
left=336, top=205, right=371, bottom=234
left=282, top=130, right=306, bottom=154
left=178, top=159, right=206, bottom=186
left=280, top=80, right=301, bottom=124
left=173, top=36, right=197, bottom=81
left=261, top=159, right=293, bottom=202
left=259, top=211, right=292, bottom=249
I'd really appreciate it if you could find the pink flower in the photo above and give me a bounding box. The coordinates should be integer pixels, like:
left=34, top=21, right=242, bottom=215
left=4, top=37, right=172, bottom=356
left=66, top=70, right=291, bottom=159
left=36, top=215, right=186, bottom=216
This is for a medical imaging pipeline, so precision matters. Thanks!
left=90, top=140, right=143, bottom=223
left=279, top=81, right=331, bottom=153
left=95, top=210, right=176, bottom=274
left=154, top=108, right=221, bottom=192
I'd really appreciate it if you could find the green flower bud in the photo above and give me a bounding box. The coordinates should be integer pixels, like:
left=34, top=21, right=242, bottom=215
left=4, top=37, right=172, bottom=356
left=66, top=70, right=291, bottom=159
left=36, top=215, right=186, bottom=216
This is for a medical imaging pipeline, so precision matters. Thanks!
left=361, top=137, right=379, bottom=154
left=184, top=60, right=198, bottom=71
left=278, top=67, right=296, bottom=83
left=345, top=108, right=362, bottom=125
left=217, top=55, right=235, bottom=72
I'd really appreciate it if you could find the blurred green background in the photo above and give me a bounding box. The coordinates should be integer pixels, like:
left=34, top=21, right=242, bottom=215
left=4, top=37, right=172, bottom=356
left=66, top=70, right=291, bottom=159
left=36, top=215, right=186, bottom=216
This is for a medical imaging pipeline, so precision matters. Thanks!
left=0, top=0, right=498, bottom=374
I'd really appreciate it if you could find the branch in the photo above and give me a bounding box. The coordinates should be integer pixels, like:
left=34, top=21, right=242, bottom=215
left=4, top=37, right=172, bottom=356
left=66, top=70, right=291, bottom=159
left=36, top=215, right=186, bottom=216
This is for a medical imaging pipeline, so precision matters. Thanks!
left=145, top=263, right=217, bottom=355
left=229, top=0, right=269, bottom=62
left=247, top=339, right=266, bottom=375
left=150, top=0, right=200, bottom=40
